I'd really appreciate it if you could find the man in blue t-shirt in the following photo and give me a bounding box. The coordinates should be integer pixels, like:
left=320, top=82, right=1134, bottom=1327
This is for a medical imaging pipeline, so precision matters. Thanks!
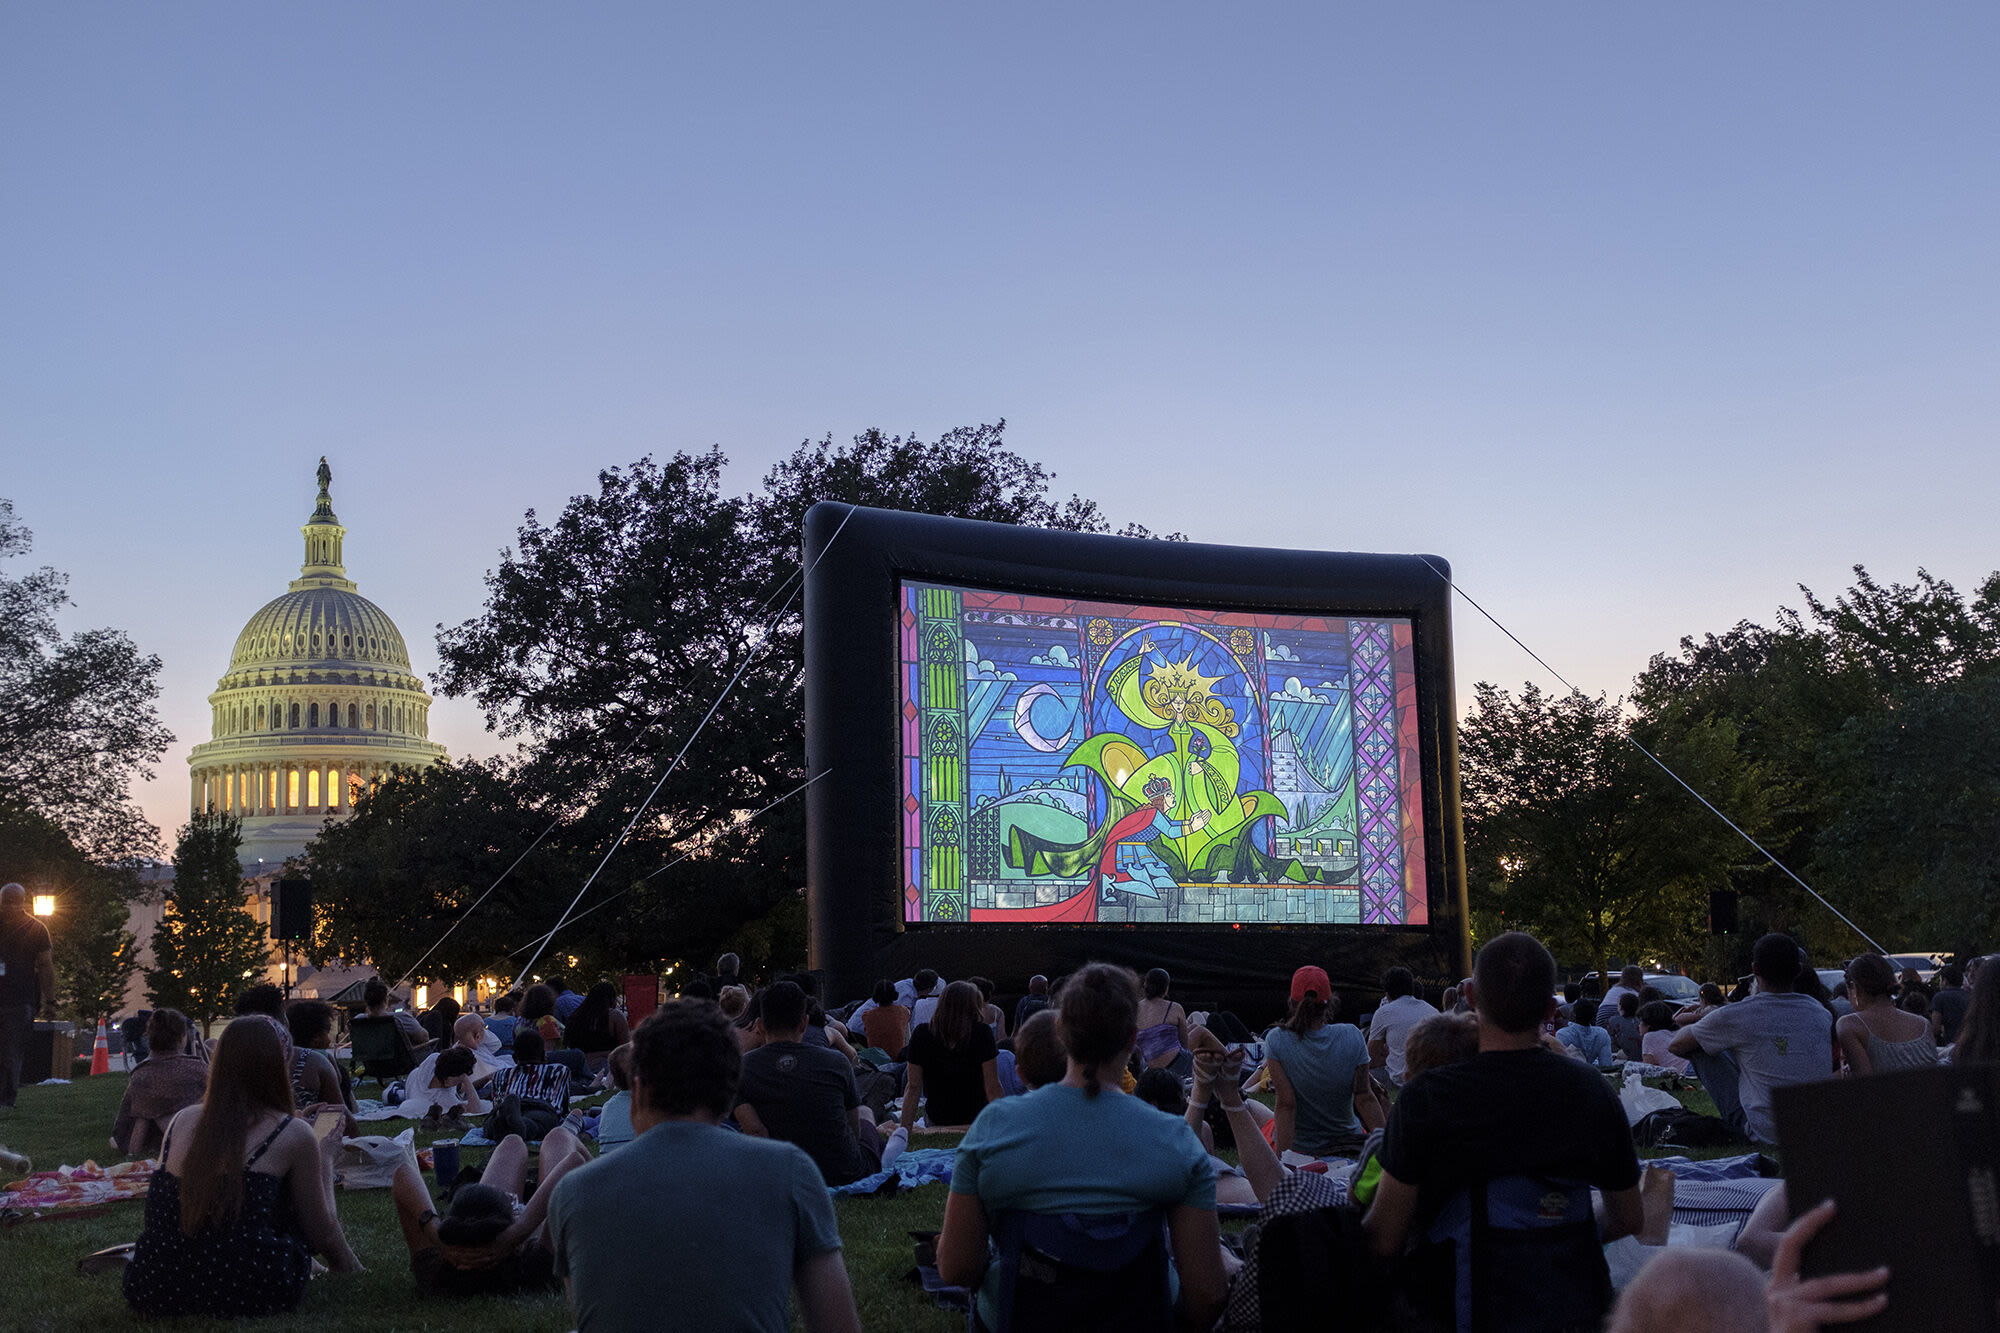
left=548, top=1002, right=862, bottom=1333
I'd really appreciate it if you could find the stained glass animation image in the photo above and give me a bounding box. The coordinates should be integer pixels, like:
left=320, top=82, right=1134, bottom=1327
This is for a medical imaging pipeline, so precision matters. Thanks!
left=898, top=581, right=1430, bottom=927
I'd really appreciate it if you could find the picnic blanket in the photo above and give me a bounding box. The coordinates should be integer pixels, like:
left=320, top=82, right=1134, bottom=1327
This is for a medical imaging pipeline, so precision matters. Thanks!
left=829, top=1147, right=955, bottom=1197
left=1645, top=1153, right=1783, bottom=1232
left=0, top=1159, right=154, bottom=1219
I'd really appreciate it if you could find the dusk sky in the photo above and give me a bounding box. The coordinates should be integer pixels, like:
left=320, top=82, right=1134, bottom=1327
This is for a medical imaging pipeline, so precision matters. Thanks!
left=4, top=6, right=1995, bottom=850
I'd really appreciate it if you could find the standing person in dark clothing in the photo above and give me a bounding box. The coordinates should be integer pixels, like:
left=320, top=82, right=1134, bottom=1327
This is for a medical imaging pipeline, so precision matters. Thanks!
left=1930, top=964, right=1971, bottom=1045
left=1364, top=931, right=1642, bottom=1332
left=0, top=883, right=56, bottom=1108
left=734, top=981, right=906, bottom=1185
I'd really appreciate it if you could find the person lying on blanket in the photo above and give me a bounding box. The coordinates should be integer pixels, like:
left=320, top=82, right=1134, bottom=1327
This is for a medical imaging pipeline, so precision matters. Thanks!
left=389, top=1127, right=592, bottom=1298
left=405, top=1047, right=492, bottom=1127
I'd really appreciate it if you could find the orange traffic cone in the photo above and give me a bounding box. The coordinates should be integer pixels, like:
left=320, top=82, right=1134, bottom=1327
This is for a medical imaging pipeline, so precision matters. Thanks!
left=89, top=1018, right=111, bottom=1076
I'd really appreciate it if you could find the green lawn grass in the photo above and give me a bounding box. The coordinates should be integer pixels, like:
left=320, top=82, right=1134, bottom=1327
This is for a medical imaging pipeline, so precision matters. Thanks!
left=0, top=1074, right=964, bottom=1333
left=0, top=1069, right=1745, bottom=1331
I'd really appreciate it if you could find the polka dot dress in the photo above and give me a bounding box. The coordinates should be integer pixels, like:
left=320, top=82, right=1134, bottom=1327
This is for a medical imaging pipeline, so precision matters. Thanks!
left=123, top=1118, right=314, bottom=1317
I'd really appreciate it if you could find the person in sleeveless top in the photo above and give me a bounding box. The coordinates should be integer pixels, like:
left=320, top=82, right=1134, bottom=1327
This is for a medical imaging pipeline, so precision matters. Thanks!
left=1837, top=953, right=1938, bottom=1076
left=1135, top=968, right=1192, bottom=1077
left=124, top=1016, right=362, bottom=1316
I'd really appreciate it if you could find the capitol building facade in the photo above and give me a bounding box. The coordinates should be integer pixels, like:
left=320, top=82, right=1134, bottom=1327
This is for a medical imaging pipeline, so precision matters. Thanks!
left=186, top=459, right=446, bottom=867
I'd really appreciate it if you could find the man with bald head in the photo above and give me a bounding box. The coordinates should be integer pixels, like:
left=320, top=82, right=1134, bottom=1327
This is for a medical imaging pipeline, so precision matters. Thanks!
left=1610, top=1248, right=1768, bottom=1333
left=1, top=883, right=58, bottom=1107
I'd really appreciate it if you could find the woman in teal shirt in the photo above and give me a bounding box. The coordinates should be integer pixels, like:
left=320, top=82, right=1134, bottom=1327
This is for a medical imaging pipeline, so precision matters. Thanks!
left=1262, top=964, right=1385, bottom=1157
left=937, top=964, right=1227, bottom=1331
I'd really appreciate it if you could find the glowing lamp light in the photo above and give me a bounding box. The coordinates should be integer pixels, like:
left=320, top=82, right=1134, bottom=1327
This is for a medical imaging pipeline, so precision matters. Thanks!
left=32, top=894, right=55, bottom=917
left=415, top=984, right=429, bottom=1010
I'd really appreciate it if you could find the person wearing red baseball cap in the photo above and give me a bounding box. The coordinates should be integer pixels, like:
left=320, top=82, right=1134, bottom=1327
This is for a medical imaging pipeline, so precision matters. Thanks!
left=1261, top=964, right=1383, bottom=1157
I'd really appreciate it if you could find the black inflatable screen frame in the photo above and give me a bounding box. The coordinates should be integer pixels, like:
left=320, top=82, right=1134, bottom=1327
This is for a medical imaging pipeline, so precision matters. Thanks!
left=803, top=502, right=1471, bottom=1013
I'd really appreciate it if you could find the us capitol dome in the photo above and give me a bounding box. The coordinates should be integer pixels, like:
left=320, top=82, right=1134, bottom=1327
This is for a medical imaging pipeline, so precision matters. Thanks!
left=186, top=458, right=447, bottom=866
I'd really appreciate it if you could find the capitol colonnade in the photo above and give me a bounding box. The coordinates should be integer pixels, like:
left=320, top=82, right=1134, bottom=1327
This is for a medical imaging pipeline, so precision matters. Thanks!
left=185, top=458, right=447, bottom=864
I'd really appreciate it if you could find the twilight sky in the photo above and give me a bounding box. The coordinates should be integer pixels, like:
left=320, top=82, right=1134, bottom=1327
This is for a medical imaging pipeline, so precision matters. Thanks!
left=4, top=5, right=1995, bottom=850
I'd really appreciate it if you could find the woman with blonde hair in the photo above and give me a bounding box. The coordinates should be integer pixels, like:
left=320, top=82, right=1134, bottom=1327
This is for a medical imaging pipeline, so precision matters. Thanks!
left=900, top=979, right=1001, bottom=1131
left=124, top=1016, right=361, bottom=1315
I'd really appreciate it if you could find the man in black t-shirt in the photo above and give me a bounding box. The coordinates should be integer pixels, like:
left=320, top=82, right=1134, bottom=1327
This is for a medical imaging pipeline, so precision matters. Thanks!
left=735, top=981, right=884, bottom=1186
left=1364, top=931, right=1643, bottom=1332
left=1, top=882, right=57, bottom=1108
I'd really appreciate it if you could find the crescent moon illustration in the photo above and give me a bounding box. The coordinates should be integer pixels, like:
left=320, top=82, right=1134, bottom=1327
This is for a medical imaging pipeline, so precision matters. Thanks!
left=1013, top=682, right=1075, bottom=753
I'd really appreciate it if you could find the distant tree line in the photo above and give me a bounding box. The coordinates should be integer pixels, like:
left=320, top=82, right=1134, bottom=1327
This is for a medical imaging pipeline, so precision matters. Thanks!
left=1463, top=566, right=2000, bottom=981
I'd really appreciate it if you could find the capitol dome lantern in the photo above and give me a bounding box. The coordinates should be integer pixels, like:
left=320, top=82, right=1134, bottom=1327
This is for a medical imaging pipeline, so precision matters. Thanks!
left=187, top=458, right=447, bottom=866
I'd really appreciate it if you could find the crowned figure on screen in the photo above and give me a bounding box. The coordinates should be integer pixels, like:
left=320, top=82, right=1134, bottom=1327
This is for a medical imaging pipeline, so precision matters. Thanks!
left=999, top=636, right=1289, bottom=921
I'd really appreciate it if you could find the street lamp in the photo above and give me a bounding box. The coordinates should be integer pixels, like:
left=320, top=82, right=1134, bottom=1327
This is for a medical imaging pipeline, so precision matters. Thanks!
left=32, top=894, right=55, bottom=917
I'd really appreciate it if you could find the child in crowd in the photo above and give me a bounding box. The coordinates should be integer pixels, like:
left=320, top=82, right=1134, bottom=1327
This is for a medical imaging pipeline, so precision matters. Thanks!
left=1603, top=992, right=1645, bottom=1061
left=594, top=1044, right=635, bottom=1152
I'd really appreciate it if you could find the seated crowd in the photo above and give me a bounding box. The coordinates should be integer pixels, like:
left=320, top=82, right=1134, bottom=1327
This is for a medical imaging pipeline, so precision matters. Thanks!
left=107, top=940, right=1996, bottom=1331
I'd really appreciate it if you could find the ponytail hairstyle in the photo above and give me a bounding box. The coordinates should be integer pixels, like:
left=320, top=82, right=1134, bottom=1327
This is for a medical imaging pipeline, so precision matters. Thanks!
left=1283, top=992, right=1332, bottom=1036
left=1057, top=963, right=1141, bottom=1097
left=179, top=1016, right=295, bottom=1235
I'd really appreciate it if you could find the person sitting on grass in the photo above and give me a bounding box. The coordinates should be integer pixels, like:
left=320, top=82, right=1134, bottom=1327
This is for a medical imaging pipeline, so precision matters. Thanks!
left=1668, top=933, right=1835, bottom=1143
left=285, top=1000, right=360, bottom=1114
left=124, top=1015, right=362, bottom=1316
left=858, top=978, right=911, bottom=1058
left=485, top=1029, right=573, bottom=1143
left=548, top=1001, right=863, bottom=1333
left=484, top=991, right=523, bottom=1050
left=1204, top=1010, right=1478, bottom=1210
left=562, top=981, right=631, bottom=1076
left=397, top=1014, right=502, bottom=1119
left=1603, top=992, right=1645, bottom=1062
left=1838, top=953, right=1938, bottom=1076
left=111, top=1007, right=210, bottom=1158
left=1558, top=997, right=1620, bottom=1069
left=1263, top=965, right=1384, bottom=1157
left=364, top=976, right=434, bottom=1058
left=1135, top=967, right=1192, bottom=1077
left=1009, top=1009, right=1067, bottom=1091
left=235, top=984, right=347, bottom=1116
left=1362, top=932, right=1641, bottom=1332
left=900, top=979, right=1001, bottom=1132
left=595, top=1044, right=636, bottom=1152
left=937, top=962, right=1227, bottom=1332
left=389, top=1126, right=591, bottom=1298
left=734, top=980, right=907, bottom=1186
left=1638, top=1002, right=1691, bottom=1074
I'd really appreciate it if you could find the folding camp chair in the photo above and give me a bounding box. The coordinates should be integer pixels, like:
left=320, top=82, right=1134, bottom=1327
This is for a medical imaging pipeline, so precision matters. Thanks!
left=347, top=1015, right=417, bottom=1094
left=978, top=1208, right=1172, bottom=1333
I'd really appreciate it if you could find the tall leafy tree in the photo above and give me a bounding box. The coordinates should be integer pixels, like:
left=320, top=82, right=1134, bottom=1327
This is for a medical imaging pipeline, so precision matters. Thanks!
left=404, top=424, right=1159, bottom=976
left=1817, top=673, right=2000, bottom=953
left=1459, top=682, right=1744, bottom=981
left=1632, top=564, right=2000, bottom=958
left=147, top=814, right=272, bottom=1034
left=0, top=801, right=138, bottom=1024
left=0, top=499, right=173, bottom=862
left=306, top=758, right=587, bottom=984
